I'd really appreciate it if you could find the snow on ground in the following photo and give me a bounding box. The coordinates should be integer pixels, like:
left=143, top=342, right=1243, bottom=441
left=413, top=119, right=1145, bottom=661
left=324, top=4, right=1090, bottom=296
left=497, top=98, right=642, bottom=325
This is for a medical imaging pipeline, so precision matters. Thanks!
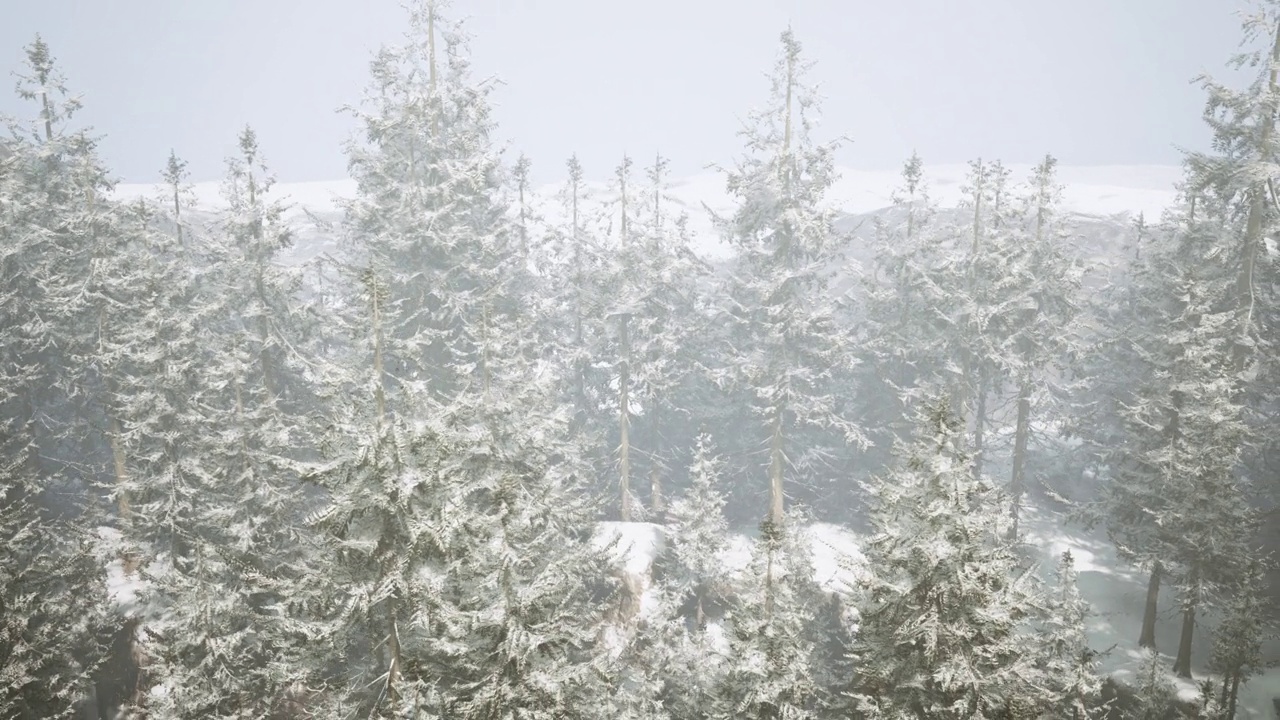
left=96, top=526, right=145, bottom=617
left=592, top=521, right=669, bottom=626
left=808, top=522, right=872, bottom=595
left=672, top=507, right=1278, bottom=717
left=113, top=163, right=1184, bottom=262
left=717, top=532, right=756, bottom=577
left=1021, top=504, right=1280, bottom=719
left=593, top=521, right=666, bottom=580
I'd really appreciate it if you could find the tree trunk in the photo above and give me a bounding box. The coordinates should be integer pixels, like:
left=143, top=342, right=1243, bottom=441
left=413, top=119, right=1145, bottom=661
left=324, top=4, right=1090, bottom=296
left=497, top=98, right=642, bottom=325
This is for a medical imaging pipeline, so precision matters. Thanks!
left=481, top=303, right=491, bottom=398
left=768, top=400, right=785, bottom=527
left=41, top=89, right=52, bottom=141
left=649, top=463, right=664, bottom=521
left=109, top=415, right=130, bottom=520
left=1226, top=670, right=1240, bottom=719
left=1139, top=561, right=1161, bottom=649
left=386, top=602, right=401, bottom=706
left=372, top=271, right=386, bottom=422
left=571, top=168, right=587, bottom=428
left=973, top=365, right=987, bottom=481
left=256, top=270, right=276, bottom=400
left=1172, top=564, right=1199, bottom=679
left=427, top=2, right=439, bottom=139
left=764, top=544, right=776, bottom=620
left=960, top=160, right=985, bottom=422
left=1008, top=378, right=1031, bottom=539
left=172, top=185, right=185, bottom=249
left=98, top=307, right=132, bottom=522
left=618, top=313, right=632, bottom=521
left=648, top=405, right=665, bottom=520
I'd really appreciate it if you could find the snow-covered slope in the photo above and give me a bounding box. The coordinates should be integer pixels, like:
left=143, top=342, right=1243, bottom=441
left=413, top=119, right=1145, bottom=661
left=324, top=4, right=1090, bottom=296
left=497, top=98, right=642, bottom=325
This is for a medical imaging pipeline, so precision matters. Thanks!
left=113, top=163, right=1182, bottom=262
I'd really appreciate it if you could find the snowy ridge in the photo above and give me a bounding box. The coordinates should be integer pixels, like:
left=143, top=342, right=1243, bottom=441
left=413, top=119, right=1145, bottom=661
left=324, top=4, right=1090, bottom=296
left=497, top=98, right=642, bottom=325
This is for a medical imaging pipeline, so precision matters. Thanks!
left=112, top=163, right=1183, bottom=261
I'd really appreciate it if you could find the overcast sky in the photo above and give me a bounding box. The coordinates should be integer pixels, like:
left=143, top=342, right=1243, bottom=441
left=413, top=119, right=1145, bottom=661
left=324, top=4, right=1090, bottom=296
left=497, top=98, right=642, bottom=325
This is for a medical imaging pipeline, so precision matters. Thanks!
left=0, top=0, right=1253, bottom=185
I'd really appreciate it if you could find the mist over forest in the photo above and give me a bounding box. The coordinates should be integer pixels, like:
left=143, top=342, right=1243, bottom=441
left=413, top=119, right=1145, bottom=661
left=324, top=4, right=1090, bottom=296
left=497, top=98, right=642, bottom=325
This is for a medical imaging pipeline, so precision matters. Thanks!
left=2, top=1, right=1279, bottom=718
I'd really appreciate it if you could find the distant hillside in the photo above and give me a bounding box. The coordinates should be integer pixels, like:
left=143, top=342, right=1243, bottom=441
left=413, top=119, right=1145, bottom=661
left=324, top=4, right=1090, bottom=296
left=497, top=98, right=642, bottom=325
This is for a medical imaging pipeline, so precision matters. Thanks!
left=113, top=163, right=1181, bottom=267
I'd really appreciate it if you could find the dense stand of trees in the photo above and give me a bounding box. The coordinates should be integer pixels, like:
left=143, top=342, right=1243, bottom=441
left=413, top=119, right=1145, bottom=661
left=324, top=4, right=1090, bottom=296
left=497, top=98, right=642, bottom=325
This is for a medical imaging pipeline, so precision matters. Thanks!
left=1, top=1, right=1277, bottom=718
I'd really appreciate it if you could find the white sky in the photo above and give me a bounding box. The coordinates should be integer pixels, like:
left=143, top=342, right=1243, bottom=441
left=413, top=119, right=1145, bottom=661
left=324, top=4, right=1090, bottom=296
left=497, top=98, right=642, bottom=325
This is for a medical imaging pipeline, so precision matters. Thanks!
left=0, top=0, right=1254, bottom=185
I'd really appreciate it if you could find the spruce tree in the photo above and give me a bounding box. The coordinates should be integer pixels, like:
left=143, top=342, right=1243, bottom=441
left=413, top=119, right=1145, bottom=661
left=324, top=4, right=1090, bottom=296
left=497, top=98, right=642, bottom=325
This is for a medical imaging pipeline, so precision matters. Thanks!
left=1038, top=551, right=1107, bottom=719
left=710, top=29, right=863, bottom=527
left=1206, top=560, right=1269, bottom=718
left=712, top=518, right=823, bottom=720
left=850, top=398, right=1056, bottom=718
left=308, top=3, right=616, bottom=715
left=125, top=134, right=322, bottom=717
left=0, top=36, right=116, bottom=717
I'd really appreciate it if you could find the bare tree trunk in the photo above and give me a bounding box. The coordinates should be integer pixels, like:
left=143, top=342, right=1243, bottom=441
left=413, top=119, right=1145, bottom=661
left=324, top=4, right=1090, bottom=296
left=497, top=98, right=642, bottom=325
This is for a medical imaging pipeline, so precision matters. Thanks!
left=1139, top=561, right=1161, bottom=649
left=257, top=274, right=276, bottom=400
left=109, top=415, right=130, bottom=518
left=618, top=313, right=632, bottom=521
left=1172, top=565, right=1199, bottom=678
left=764, top=544, right=776, bottom=620
left=973, top=365, right=987, bottom=481
left=570, top=163, right=588, bottom=427
left=41, top=89, right=52, bottom=141
left=372, top=272, right=386, bottom=422
left=427, top=1, right=439, bottom=140
left=1008, top=378, right=1031, bottom=539
left=1226, top=670, right=1240, bottom=719
left=649, top=404, right=664, bottom=520
left=768, top=400, right=785, bottom=527
left=172, top=185, right=185, bottom=249
left=386, top=602, right=401, bottom=706
left=515, top=156, right=531, bottom=258
left=649, top=462, right=664, bottom=521
left=961, top=160, right=985, bottom=423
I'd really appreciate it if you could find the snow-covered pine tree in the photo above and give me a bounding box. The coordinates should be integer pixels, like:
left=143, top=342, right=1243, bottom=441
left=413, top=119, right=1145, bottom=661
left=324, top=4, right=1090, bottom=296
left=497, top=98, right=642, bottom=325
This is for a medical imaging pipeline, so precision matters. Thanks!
left=1159, top=292, right=1258, bottom=680
left=308, top=4, right=616, bottom=716
left=123, top=133, right=323, bottom=716
left=850, top=397, right=1057, bottom=718
left=2, top=35, right=120, bottom=511
left=710, top=29, right=863, bottom=528
left=1207, top=559, right=1269, bottom=720
left=1127, top=650, right=1184, bottom=720
left=541, top=154, right=616, bottom=457
left=712, top=516, right=824, bottom=720
left=1092, top=207, right=1259, bottom=677
left=159, top=149, right=194, bottom=250
left=309, top=205, right=615, bottom=719
left=339, top=0, right=521, bottom=405
left=1038, top=550, right=1107, bottom=719
left=622, top=431, right=729, bottom=719
left=857, top=153, right=955, bottom=468
left=0, top=428, right=109, bottom=717
left=632, top=155, right=717, bottom=521
left=1184, top=1, right=1280, bottom=603
left=663, top=432, right=733, bottom=629
left=953, top=156, right=997, bottom=426
left=960, top=158, right=1017, bottom=482
left=1001, top=156, right=1084, bottom=538
left=0, top=36, right=116, bottom=717
left=1188, top=1, right=1280, bottom=378
left=600, top=152, right=716, bottom=521
left=595, top=598, right=681, bottom=720
left=604, top=154, right=643, bottom=520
